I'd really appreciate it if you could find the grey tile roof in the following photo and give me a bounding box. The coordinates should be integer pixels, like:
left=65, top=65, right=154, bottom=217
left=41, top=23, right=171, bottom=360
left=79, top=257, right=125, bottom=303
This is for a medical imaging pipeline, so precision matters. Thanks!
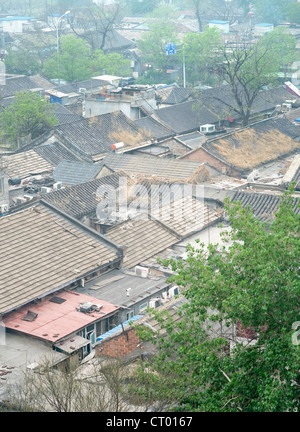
left=100, top=152, right=205, bottom=180
left=155, top=85, right=291, bottom=134
left=0, top=74, right=49, bottom=98
left=194, top=85, right=291, bottom=119
left=105, top=218, right=180, bottom=269
left=41, top=174, right=124, bottom=219
left=35, top=141, right=82, bottom=167
left=0, top=201, right=122, bottom=315
left=250, top=116, right=300, bottom=140
left=54, top=111, right=147, bottom=158
left=52, top=160, right=103, bottom=185
left=95, top=28, right=135, bottom=52
left=29, top=74, right=54, bottom=90
left=0, top=96, right=80, bottom=126
left=51, top=103, right=82, bottom=125
left=151, top=196, right=222, bottom=238
left=3, top=149, right=54, bottom=179
left=134, top=116, right=174, bottom=141
left=151, top=100, right=220, bottom=135
left=231, top=190, right=300, bottom=222
left=161, top=87, right=193, bottom=105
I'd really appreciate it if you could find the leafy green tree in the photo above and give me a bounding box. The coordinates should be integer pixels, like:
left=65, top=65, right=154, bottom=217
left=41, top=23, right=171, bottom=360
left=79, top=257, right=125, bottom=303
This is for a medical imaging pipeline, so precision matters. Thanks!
left=43, top=35, right=91, bottom=82
left=183, top=27, right=222, bottom=86
left=133, top=187, right=300, bottom=412
left=252, top=0, right=287, bottom=25
left=137, top=19, right=178, bottom=74
left=5, top=48, right=40, bottom=76
left=0, top=91, right=57, bottom=147
left=91, top=50, right=131, bottom=77
left=125, top=0, right=159, bottom=15
left=285, top=1, right=300, bottom=25
left=147, top=3, right=178, bottom=19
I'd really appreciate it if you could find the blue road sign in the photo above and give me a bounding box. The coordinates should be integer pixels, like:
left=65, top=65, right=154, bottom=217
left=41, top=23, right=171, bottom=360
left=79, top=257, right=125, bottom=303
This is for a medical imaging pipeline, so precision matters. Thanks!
left=165, top=43, right=176, bottom=55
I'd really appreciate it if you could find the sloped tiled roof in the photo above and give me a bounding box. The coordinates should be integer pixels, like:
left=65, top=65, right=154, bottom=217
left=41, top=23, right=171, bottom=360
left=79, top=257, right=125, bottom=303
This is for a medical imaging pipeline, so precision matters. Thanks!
left=161, top=87, right=193, bottom=105
left=35, top=141, right=82, bottom=167
left=202, top=117, right=300, bottom=171
left=151, top=196, right=222, bottom=238
left=194, top=85, right=291, bottom=120
left=51, top=103, right=82, bottom=125
left=151, top=100, right=219, bottom=135
left=134, top=116, right=174, bottom=140
left=105, top=218, right=180, bottom=269
left=3, top=149, right=54, bottom=179
left=155, top=85, right=291, bottom=134
left=0, top=74, right=52, bottom=98
left=0, top=201, right=122, bottom=315
left=100, top=153, right=205, bottom=181
left=41, top=174, right=123, bottom=219
left=231, top=190, right=300, bottom=222
left=54, top=111, right=148, bottom=158
left=52, top=160, right=103, bottom=185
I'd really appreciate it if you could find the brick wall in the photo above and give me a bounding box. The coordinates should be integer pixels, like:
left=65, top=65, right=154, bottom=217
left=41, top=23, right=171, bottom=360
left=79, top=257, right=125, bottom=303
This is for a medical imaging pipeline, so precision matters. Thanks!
left=95, top=328, right=141, bottom=359
left=181, top=147, right=241, bottom=178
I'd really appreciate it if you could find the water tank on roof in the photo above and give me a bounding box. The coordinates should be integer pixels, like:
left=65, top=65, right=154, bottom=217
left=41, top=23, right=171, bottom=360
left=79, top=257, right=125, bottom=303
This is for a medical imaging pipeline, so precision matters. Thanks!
left=111, top=142, right=124, bottom=150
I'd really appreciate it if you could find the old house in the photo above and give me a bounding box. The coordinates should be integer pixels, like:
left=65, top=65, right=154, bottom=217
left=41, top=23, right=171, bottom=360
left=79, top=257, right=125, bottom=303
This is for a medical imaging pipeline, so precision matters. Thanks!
left=0, top=198, right=130, bottom=401
left=97, top=152, right=210, bottom=182
left=52, top=110, right=150, bottom=162
left=181, top=116, right=300, bottom=179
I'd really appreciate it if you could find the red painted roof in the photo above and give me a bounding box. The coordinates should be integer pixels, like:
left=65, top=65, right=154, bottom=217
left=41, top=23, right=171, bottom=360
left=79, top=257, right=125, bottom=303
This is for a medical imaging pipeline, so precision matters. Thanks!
left=3, top=291, right=119, bottom=343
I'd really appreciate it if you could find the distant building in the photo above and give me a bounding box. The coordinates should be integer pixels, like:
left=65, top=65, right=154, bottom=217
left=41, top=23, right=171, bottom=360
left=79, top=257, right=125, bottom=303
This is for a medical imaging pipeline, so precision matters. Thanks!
left=0, top=16, right=36, bottom=33
left=254, top=23, right=274, bottom=36
left=207, top=20, right=230, bottom=33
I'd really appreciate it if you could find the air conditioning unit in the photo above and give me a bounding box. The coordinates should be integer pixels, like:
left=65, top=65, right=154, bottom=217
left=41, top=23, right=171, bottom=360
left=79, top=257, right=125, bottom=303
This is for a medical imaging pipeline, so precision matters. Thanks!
left=0, top=204, right=9, bottom=213
left=169, top=286, right=179, bottom=298
left=53, top=182, right=62, bottom=191
left=149, top=298, right=162, bottom=309
left=281, top=102, right=292, bottom=112
left=79, top=302, right=94, bottom=313
left=23, top=195, right=32, bottom=202
left=135, top=266, right=149, bottom=278
left=91, top=303, right=103, bottom=312
left=200, top=124, right=216, bottom=134
left=40, top=187, right=52, bottom=194
left=78, top=87, right=86, bottom=94
left=16, top=197, right=27, bottom=205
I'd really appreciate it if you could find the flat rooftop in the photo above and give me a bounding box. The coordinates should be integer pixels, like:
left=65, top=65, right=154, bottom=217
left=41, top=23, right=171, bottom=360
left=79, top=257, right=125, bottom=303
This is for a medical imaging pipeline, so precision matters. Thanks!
left=0, top=332, right=66, bottom=402
left=76, top=269, right=170, bottom=309
left=3, top=291, right=119, bottom=344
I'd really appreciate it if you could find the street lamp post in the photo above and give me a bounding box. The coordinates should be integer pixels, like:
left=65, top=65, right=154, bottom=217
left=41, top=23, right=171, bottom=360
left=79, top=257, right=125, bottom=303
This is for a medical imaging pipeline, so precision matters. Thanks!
left=56, top=10, right=70, bottom=85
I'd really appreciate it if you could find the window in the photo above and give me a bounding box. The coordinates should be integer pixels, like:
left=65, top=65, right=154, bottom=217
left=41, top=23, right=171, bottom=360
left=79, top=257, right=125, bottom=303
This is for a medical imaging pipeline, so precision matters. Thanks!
left=126, top=311, right=134, bottom=321
left=139, top=302, right=148, bottom=312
